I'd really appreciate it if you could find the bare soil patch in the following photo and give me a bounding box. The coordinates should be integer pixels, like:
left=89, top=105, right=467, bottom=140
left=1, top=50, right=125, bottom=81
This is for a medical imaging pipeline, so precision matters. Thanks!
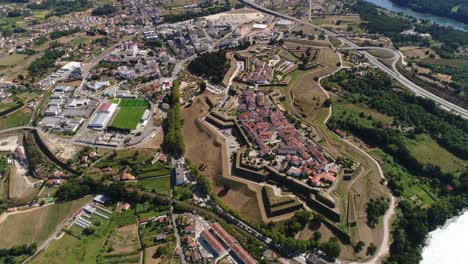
left=38, top=130, right=81, bottom=161
left=182, top=92, right=263, bottom=222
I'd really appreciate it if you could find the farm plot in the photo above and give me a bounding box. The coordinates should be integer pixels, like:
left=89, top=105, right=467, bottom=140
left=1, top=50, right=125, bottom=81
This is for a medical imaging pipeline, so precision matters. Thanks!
left=109, top=99, right=149, bottom=131
left=98, top=224, right=141, bottom=264
left=140, top=217, right=173, bottom=248
left=0, top=197, right=90, bottom=248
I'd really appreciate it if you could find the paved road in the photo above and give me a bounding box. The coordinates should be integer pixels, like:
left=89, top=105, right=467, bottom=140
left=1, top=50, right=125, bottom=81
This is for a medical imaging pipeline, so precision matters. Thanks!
left=239, top=0, right=468, bottom=119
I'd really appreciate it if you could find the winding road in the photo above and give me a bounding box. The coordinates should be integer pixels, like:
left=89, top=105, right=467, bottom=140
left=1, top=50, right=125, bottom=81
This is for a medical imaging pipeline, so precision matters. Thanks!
left=239, top=0, right=468, bottom=119
left=238, top=1, right=399, bottom=262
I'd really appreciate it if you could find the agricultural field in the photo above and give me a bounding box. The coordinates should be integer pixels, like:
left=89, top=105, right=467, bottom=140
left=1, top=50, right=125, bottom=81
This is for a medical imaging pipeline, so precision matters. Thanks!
left=98, top=223, right=141, bottom=263
left=0, top=197, right=90, bottom=248
left=403, top=134, right=467, bottom=176
left=135, top=201, right=170, bottom=221
left=110, top=99, right=149, bottom=131
left=31, top=204, right=139, bottom=264
left=140, top=216, right=173, bottom=248
left=0, top=53, right=27, bottom=67
left=310, top=15, right=362, bottom=31
left=136, top=176, right=171, bottom=196
left=31, top=215, right=114, bottom=264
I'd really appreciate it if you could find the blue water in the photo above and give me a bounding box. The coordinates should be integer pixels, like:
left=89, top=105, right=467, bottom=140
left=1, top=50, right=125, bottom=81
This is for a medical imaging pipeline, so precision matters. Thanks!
left=364, top=0, right=468, bottom=32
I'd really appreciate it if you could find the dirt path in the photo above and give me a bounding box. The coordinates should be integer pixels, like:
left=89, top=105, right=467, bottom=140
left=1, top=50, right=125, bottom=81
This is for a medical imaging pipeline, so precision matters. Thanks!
left=0, top=203, right=54, bottom=225
left=314, top=51, right=396, bottom=263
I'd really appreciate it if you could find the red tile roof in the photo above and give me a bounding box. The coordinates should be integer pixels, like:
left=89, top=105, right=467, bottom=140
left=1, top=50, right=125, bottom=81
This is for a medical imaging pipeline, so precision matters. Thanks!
left=201, top=230, right=225, bottom=255
left=309, top=171, right=335, bottom=186
left=211, top=222, right=237, bottom=247
left=99, top=103, right=112, bottom=112
left=231, top=244, right=257, bottom=264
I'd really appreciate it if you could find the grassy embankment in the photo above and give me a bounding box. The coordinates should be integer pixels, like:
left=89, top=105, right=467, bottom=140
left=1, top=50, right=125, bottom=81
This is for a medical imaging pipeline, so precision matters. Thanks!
left=0, top=197, right=90, bottom=248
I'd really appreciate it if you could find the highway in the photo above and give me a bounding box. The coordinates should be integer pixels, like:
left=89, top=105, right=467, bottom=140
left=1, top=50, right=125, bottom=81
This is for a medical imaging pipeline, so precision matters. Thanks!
left=239, top=0, right=468, bottom=119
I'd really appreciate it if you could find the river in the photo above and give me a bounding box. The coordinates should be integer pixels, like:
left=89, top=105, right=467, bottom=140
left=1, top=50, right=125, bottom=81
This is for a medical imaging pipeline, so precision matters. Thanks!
left=420, top=209, right=468, bottom=264
left=363, top=0, right=468, bottom=32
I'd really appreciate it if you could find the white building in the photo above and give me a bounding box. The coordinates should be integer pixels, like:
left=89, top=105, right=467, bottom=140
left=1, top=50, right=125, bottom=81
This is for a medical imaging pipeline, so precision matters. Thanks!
left=87, top=81, right=110, bottom=91
left=175, top=160, right=187, bottom=185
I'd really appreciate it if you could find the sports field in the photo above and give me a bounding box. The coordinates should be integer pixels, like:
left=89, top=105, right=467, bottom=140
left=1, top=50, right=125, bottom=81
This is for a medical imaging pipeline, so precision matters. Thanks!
left=110, top=99, right=148, bottom=131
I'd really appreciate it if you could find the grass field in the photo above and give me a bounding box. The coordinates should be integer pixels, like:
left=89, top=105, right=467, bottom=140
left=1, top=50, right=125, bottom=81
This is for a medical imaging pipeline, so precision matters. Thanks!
left=371, top=149, right=437, bottom=206
left=137, top=177, right=171, bottom=196
left=136, top=162, right=171, bottom=179
left=0, top=53, right=27, bottom=67
left=110, top=99, right=148, bottom=131
left=404, top=134, right=467, bottom=175
left=30, top=216, right=114, bottom=264
left=367, top=49, right=395, bottom=59
left=0, top=107, right=31, bottom=129
left=0, top=197, right=90, bottom=248
left=0, top=101, right=21, bottom=112
left=100, top=223, right=140, bottom=260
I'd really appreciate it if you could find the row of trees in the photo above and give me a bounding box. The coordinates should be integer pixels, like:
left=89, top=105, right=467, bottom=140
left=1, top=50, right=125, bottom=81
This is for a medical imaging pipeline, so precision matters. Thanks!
left=91, top=4, right=117, bottom=16
left=28, top=43, right=64, bottom=80
left=50, top=28, right=80, bottom=40
left=54, top=176, right=166, bottom=205
left=0, top=243, right=36, bottom=263
left=163, top=81, right=185, bottom=157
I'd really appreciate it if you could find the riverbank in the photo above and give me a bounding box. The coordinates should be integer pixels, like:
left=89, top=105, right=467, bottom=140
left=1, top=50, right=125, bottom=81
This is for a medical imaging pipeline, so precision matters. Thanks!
left=364, top=0, right=468, bottom=32
left=421, top=209, right=468, bottom=264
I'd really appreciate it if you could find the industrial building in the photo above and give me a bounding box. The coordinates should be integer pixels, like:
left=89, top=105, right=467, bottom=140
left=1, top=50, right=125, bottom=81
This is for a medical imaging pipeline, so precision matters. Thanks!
left=88, top=103, right=118, bottom=130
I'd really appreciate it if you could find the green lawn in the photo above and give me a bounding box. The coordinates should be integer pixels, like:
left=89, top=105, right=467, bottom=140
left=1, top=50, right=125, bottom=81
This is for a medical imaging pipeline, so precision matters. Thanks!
left=136, top=162, right=171, bottom=179
left=0, top=197, right=90, bottom=248
left=110, top=99, right=148, bottom=131
left=137, top=177, right=171, bottom=195
left=404, top=134, right=466, bottom=176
